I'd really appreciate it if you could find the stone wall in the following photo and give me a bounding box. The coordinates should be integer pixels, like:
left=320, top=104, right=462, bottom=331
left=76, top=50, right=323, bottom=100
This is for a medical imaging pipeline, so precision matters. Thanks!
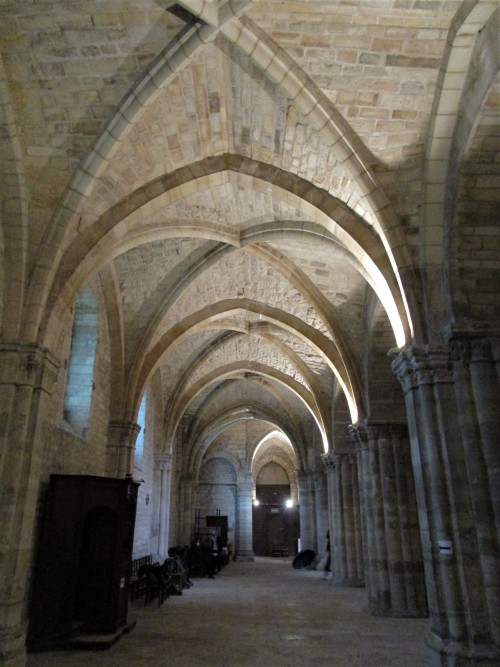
left=40, top=277, right=111, bottom=483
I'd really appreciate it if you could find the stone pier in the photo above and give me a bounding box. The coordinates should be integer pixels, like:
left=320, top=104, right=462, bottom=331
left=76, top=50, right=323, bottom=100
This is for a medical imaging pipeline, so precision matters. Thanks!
left=234, top=474, right=254, bottom=561
left=0, top=343, right=59, bottom=667
left=153, top=454, right=173, bottom=559
left=393, top=342, right=500, bottom=665
left=295, top=470, right=315, bottom=552
left=351, top=420, right=427, bottom=618
left=106, top=420, right=140, bottom=478
left=324, top=451, right=364, bottom=587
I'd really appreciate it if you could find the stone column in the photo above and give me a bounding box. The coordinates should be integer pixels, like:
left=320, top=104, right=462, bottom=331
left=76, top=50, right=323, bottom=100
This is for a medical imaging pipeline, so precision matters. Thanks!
left=314, top=468, right=329, bottom=556
left=106, top=420, right=141, bottom=478
left=351, top=426, right=373, bottom=598
left=323, top=453, right=336, bottom=569
left=393, top=344, right=500, bottom=665
left=179, top=472, right=196, bottom=546
left=295, top=469, right=315, bottom=551
left=234, top=474, right=254, bottom=561
left=324, top=451, right=364, bottom=587
left=449, top=335, right=500, bottom=655
left=351, top=420, right=427, bottom=617
left=0, top=342, right=59, bottom=667
left=152, top=454, right=172, bottom=559
left=350, top=450, right=365, bottom=587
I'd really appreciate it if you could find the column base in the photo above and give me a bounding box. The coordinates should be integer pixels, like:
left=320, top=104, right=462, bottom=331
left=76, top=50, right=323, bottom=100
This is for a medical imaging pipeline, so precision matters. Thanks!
left=369, top=602, right=428, bottom=618
left=0, top=626, right=27, bottom=667
left=233, top=552, right=255, bottom=562
left=332, top=576, right=365, bottom=588
left=425, top=633, right=500, bottom=666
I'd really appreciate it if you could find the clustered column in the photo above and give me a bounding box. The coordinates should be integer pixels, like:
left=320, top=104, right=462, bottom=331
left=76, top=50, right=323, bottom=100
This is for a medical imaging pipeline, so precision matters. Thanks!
left=0, top=342, right=59, bottom=667
left=313, top=469, right=329, bottom=556
left=449, top=335, right=500, bottom=649
left=234, top=473, right=254, bottom=561
left=392, top=342, right=500, bottom=665
left=295, top=469, right=315, bottom=551
left=323, top=451, right=364, bottom=587
left=153, top=454, right=172, bottom=559
left=179, top=472, right=196, bottom=546
left=351, top=420, right=427, bottom=618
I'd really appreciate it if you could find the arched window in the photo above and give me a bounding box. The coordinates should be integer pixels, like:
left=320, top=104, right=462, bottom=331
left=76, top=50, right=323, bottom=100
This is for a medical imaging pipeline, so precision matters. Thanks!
left=63, top=286, right=98, bottom=438
left=134, top=392, right=147, bottom=470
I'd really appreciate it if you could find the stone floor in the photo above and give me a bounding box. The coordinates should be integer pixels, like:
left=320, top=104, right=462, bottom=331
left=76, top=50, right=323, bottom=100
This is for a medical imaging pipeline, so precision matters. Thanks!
left=27, top=557, right=428, bottom=667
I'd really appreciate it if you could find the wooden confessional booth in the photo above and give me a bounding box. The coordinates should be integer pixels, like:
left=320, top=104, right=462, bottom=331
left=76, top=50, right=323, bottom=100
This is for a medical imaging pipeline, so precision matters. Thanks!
left=27, top=474, right=139, bottom=651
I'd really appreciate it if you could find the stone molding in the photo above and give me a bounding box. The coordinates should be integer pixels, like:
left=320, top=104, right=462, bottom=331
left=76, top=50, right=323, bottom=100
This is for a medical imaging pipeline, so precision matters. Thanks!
left=321, top=452, right=335, bottom=470
left=0, top=341, right=59, bottom=391
left=294, top=468, right=314, bottom=486
left=108, top=420, right=141, bottom=445
left=236, top=472, right=254, bottom=494
left=360, top=420, right=408, bottom=443
left=154, top=453, right=173, bottom=471
left=348, top=424, right=367, bottom=448
left=449, top=335, right=500, bottom=364
left=391, top=345, right=453, bottom=393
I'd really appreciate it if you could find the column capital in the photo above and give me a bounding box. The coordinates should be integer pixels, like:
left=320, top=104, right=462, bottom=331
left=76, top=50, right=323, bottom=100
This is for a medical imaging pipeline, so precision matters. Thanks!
left=294, top=469, right=315, bottom=496
left=154, top=453, right=173, bottom=471
left=448, top=334, right=500, bottom=364
left=0, top=341, right=59, bottom=391
left=335, top=451, right=358, bottom=465
left=236, top=471, right=254, bottom=493
left=321, top=452, right=336, bottom=470
left=294, top=468, right=313, bottom=483
left=106, top=420, right=141, bottom=477
left=348, top=423, right=368, bottom=448
left=108, top=419, right=141, bottom=437
left=361, top=419, right=408, bottom=442
left=391, top=345, right=453, bottom=393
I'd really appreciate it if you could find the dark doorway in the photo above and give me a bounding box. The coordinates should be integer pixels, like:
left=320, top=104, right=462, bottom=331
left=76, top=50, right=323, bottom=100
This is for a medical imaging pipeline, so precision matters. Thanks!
left=252, top=484, right=300, bottom=557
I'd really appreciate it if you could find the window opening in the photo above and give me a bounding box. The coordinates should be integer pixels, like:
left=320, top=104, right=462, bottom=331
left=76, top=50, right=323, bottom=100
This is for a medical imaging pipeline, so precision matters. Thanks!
left=63, top=286, right=98, bottom=437
left=135, top=392, right=147, bottom=470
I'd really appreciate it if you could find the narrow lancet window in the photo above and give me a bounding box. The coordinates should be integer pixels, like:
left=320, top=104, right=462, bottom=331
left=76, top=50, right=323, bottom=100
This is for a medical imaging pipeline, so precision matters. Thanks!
left=135, top=392, right=147, bottom=469
left=63, top=286, right=98, bottom=437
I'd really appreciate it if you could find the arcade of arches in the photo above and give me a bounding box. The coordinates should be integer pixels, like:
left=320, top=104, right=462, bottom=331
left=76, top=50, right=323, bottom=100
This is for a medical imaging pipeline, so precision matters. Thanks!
left=0, top=1, right=498, bottom=665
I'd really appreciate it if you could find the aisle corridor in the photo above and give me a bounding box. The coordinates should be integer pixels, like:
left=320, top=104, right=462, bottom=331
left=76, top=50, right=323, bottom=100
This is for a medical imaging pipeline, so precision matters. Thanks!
left=27, top=558, right=428, bottom=667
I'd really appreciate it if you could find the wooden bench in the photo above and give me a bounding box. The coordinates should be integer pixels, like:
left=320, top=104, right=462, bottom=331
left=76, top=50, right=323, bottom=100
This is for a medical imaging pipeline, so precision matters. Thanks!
left=138, top=563, right=170, bottom=607
left=129, top=555, right=152, bottom=600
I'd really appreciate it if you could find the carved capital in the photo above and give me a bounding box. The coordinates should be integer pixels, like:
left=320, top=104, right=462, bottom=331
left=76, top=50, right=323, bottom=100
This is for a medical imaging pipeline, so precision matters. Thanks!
left=449, top=338, right=470, bottom=364
left=362, top=420, right=407, bottom=444
left=0, top=341, right=59, bottom=391
left=392, top=346, right=453, bottom=392
left=348, top=424, right=366, bottom=446
left=448, top=332, right=500, bottom=370
left=321, top=453, right=336, bottom=470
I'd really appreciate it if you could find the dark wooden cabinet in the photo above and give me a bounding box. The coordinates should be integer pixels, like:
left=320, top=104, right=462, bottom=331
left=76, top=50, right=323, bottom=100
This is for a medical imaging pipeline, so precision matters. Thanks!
left=27, top=474, right=139, bottom=651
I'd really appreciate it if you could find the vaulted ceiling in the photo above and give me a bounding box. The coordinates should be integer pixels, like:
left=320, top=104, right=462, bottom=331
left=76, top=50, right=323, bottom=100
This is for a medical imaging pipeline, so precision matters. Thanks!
left=1, top=0, right=498, bottom=465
